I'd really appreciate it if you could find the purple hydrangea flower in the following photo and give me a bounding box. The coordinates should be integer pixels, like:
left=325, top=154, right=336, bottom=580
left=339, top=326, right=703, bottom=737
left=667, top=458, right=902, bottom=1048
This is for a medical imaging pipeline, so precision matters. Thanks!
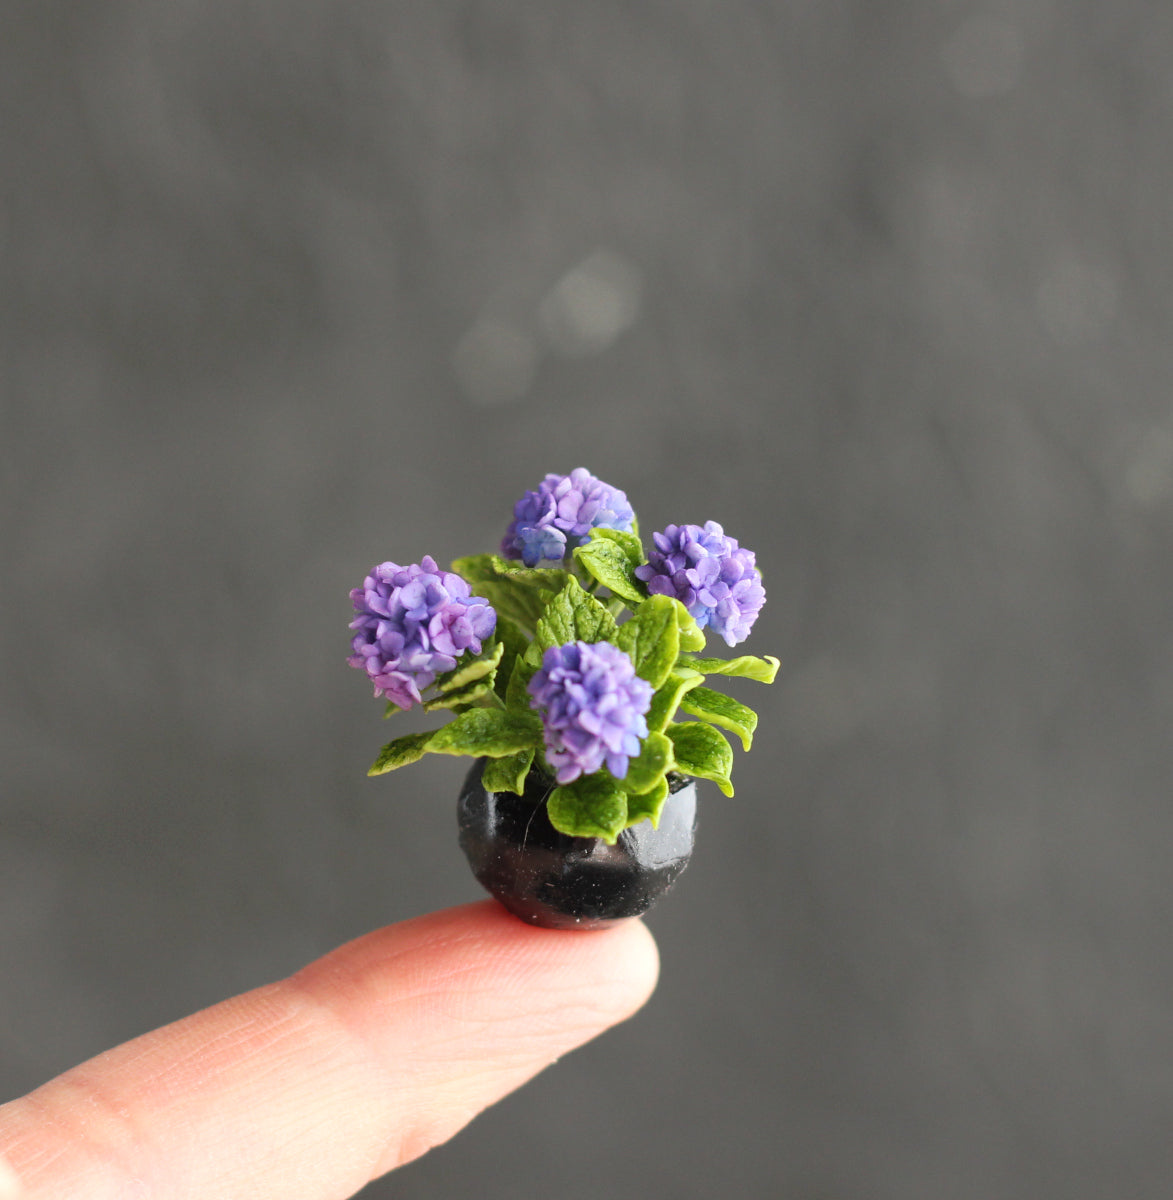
left=634, top=521, right=765, bottom=647
left=348, top=556, right=496, bottom=709
left=527, top=641, right=653, bottom=785
left=501, top=467, right=635, bottom=567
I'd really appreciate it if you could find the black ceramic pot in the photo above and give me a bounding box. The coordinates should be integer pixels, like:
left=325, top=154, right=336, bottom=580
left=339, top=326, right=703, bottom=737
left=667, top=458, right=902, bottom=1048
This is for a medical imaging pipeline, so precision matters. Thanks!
left=458, top=759, right=698, bottom=930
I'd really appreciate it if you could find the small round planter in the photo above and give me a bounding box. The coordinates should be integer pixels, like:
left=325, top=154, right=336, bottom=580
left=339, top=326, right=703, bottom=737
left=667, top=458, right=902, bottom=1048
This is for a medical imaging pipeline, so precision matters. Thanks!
left=458, top=759, right=698, bottom=930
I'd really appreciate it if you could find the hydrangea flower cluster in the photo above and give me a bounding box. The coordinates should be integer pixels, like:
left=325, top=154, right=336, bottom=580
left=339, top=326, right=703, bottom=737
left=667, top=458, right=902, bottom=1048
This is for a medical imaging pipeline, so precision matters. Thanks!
left=348, top=556, right=496, bottom=710
left=634, top=521, right=765, bottom=647
left=502, top=467, right=635, bottom=566
left=527, top=641, right=654, bottom=784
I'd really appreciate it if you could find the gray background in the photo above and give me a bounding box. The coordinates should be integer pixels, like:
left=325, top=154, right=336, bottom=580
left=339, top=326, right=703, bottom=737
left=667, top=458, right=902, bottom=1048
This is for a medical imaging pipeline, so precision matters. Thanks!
left=3, top=2, right=1172, bottom=1197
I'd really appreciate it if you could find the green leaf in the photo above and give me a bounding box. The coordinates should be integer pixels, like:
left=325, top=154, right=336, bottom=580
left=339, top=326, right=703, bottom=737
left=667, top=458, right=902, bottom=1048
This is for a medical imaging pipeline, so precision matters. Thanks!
left=450, top=553, right=505, bottom=583
left=480, top=749, right=535, bottom=795
left=451, top=554, right=570, bottom=593
left=572, top=530, right=647, bottom=605
left=624, top=776, right=670, bottom=828
left=428, top=708, right=542, bottom=757
left=621, top=730, right=674, bottom=794
left=573, top=540, right=645, bottom=605
left=646, top=668, right=705, bottom=732
left=592, top=527, right=645, bottom=566
left=527, top=576, right=618, bottom=663
left=435, top=641, right=504, bottom=694
left=667, top=721, right=734, bottom=796
left=680, top=654, right=781, bottom=684
left=476, top=579, right=549, bottom=632
left=508, top=568, right=570, bottom=592
left=368, top=709, right=542, bottom=776
left=677, top=686, right=758, bottom=751
left=495, top=563, right=573, bottom=591
left=615, top=595, right=679, bottom=689
left=422, top=680, right=494, bottom=713
left=505, top=654, right=537, bottom=711
left=490, top=616, right=529, bottom=701
left=547, top=774, right=629, bottom=843
left=672, top=600, right=706, bottom=652
left=368, top=731, right=439, bottom=775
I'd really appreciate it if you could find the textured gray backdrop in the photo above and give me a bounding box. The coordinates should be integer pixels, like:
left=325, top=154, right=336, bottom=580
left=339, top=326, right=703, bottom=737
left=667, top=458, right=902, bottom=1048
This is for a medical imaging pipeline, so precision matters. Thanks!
left=3, top=3, right=1172, bottom=1197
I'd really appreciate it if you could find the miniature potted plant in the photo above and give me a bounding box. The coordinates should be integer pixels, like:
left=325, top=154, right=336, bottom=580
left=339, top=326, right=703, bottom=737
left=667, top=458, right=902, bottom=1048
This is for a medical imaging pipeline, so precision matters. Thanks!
left=348, top=468, right=778, bottom=929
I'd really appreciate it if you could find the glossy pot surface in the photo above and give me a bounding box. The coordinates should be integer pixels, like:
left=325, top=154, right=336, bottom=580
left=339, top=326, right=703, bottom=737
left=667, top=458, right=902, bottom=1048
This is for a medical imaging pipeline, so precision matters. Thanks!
left=458, top=759, right=698, bottom=930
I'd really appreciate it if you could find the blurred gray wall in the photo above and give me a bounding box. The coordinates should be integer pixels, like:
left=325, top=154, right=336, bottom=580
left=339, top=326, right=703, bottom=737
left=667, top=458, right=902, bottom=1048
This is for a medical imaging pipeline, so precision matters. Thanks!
left=3, top=3, right=1173, bottom=1197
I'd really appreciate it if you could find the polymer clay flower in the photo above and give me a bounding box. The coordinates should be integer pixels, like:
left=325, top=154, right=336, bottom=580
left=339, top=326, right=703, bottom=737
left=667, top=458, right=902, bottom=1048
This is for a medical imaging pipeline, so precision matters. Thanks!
left=348, top=556, right=496, bottom=709
left=352, top=471, right=781, bottom=927
left=501, top=467, right=635, bottom=566
left=527, top=641, right=653, bottom=784
left=634, top=521, right=765, bottom=647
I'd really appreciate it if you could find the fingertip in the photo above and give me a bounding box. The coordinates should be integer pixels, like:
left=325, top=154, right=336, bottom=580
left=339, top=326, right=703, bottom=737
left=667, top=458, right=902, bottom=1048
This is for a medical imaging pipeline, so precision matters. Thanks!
left=623, top=916, right=661, bottom=1006
left=334, top=903, right=661, bottom=1175
left=572, top=912, right=661, bottom=1020
left=0, top=1155, right=24, bottom=1200
left=410, top=899, right=661, bottom=1022
left=304, top=900, right=661, bottom=1046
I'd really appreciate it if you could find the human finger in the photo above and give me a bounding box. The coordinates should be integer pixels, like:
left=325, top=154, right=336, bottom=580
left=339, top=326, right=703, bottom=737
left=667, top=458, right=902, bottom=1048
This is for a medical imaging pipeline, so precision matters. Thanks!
left=0, top=900, right=658, bottom=1200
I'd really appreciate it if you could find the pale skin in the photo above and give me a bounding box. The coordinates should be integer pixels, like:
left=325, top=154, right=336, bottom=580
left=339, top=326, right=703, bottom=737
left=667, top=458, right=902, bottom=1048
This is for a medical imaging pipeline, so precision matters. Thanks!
left=0, top=901, right=659, bottom=1199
